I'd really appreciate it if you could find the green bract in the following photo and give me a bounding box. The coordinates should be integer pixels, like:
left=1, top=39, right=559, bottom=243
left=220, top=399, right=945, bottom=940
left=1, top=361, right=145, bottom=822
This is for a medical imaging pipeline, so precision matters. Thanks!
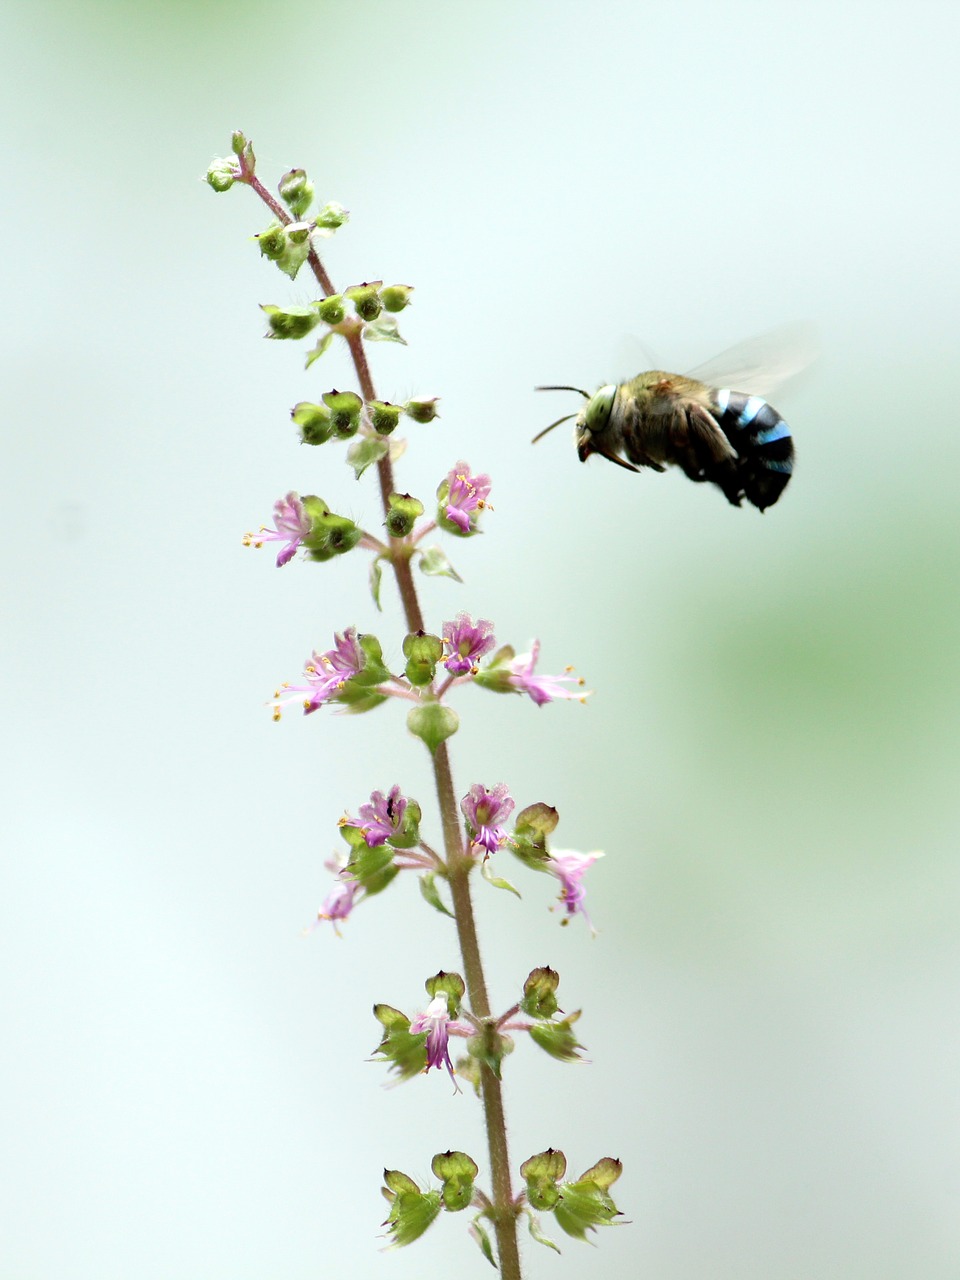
left=407, top=702, right=459, bottom=754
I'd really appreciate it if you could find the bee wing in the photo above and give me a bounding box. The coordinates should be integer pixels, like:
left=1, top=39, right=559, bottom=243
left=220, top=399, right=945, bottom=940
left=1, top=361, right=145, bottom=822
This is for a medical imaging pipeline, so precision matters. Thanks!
left=684, top=322, right=818, bottom=397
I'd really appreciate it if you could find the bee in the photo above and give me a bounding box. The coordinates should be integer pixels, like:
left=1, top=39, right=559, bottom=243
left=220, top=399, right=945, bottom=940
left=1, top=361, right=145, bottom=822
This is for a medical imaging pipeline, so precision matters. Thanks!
left=534, top=325, right=814, bottom=511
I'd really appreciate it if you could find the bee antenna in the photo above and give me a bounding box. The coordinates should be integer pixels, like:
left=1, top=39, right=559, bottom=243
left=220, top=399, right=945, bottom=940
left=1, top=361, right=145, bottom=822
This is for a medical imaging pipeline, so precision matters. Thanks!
left=531, top=413, right=577, bottom=444
left=534, top=385, right=590, bottom=398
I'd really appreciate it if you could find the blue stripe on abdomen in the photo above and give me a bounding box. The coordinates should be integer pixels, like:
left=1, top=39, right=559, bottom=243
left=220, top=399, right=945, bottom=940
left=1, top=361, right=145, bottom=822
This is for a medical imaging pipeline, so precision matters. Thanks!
left=754, top=418, right=791, bottom=446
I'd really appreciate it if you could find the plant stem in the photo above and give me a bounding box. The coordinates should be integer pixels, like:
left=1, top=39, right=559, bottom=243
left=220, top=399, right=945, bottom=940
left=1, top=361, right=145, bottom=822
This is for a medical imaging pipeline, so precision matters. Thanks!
left=242, top=181, right=523, bottom=1278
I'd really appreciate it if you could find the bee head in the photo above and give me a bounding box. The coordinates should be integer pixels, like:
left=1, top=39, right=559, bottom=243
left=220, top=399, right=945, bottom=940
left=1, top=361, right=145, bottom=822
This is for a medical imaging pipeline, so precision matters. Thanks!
left=576, top=385, right=616, bottom=461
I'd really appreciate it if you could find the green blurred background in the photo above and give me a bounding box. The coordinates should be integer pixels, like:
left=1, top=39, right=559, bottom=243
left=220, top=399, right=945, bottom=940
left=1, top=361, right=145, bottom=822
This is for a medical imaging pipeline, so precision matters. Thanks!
left=3, top=1, right=959, bottom=1276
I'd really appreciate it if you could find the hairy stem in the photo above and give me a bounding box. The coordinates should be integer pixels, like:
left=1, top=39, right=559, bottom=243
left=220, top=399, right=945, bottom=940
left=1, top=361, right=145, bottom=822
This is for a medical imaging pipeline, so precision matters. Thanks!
left=245, top=173, right=521, bottom=1277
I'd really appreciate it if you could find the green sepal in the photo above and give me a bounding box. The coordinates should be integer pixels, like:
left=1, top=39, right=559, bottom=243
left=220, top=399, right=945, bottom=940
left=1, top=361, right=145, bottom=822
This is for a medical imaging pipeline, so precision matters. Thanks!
left=278, top=167, right=314, bottom=219
left=435, top=470, right=484, bottom=538
left=345, top=840, right=398, bottom=896
left=424, top=970, right=465, bottom=1014
left=403, top=396, right=440, bottom=423
left=301, top=499, right=362, bottom=559
left=261, top=303, right=320, bottom=340
left=372, top=1006, right=428, bottom=1083
left=369, top=400, right=403, bottom=435
left=521, top=966, right=560, bottom=1020
left=381, top=284, right=414, bottom=313
left=431, top=1150, right=478, bottom=1213
left=407, top=702, right=459, bottom=753
left=386, top=492, right=424, bottom=538
left=403, top=631, right=443, bottom=686
left=525, top=1209, right=562, bottom=1254
left=321, top=389, right=363, bottom=439
left=255, top=223, right=285, bottom=260
left=255, top=223, right=309, bottom=279
left=381, top=1170, right=442, bottom=1247
left=304, top=331, right=335, bottom=368
left=314, top=201, right=349, bottom=233
left=480, top=858, right=521, bottom=898
left=369, top=556, right=385, bottom=611
left=511, top=802, right=559, bottom=868
left=552, top=1159, right=624, bottom=1240
left=345, top=281, right=383, bottom=321
left=469, top=1217, right=497, bottom=1268
left=473, top=645, right=516, bottom=694
left=364, top=315, right=406, bottom=344
left=529, top=1010, right=585, bottom=1063
left=315, top=294, right=346, bottom=325
left=347, top=436, right=388, bottom=479
left=419, top=872, right=454, bottom=918
left=334, top=685, right=388, bottom=714
left=389, top=797, right=422, bottom=850
left=520, top=1149, right=566, bottom=1212
left=206, top=157, right=237, bottom=192
left=291, top=401, right=332, bottom=445
left=354, top=633, right=392, bottom=685
left=417, top=544, right=464, bottom=583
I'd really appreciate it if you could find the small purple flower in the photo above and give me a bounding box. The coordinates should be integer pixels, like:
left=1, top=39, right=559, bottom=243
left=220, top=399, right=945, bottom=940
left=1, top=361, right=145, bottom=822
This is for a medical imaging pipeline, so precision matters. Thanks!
left=310, top=855, right=362, bottom=937
left=507, top=640, right=587, bottom=706
left=244, top=491, right=313, bottom=567
left=546, top=848, right=604, bottom=932
left=461, top=783, right=514, bottom=856
left=271, top=626, right=364, bottom=718
left=444, top=462, right=491, bottom=534
left=354, top=785, right=407, bottom=847
left=410, top=994, right=461, bottom=1084
left=442, top=613, right=496, bottom=675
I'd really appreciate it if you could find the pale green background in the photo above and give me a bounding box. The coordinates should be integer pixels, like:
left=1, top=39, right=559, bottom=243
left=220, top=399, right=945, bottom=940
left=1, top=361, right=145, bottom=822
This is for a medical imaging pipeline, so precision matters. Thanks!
left=2, top=1, right=958, bottom=1277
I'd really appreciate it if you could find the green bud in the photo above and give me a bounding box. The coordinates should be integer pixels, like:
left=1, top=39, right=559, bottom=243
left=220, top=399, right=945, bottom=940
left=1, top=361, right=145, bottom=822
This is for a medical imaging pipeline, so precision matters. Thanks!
left=314, top=201, right=349, bottom=232
left=381, top=1170, right=442, bottom=1247
left=403, top=630, right=443, bottom=686
left=256, top=223, right=286, bottom=260
left=431, top=1151, right=478, bottom=1213
left=520, top=1148, right=567, bottom=1212
left=345, top=281, right=383, bottom=322
left=315, top=293, right=346, bottom=325
left=261, top=304, right=321, bottom=341
left=407, top=701, right=459, bottom=754
left=424, top=970, right=466, bottom=1009
left=321, top=388, right=363, bottom=438
left=291, top=401, right=332, bottom=446
left=521, top=966, right=560, bottom=1020
left=552, top=1159, right=624, bottom=1240
left=206, top=158, right=237, bottom=192
left=278, top=167, right=315, bottom=219
left=381, top=284, right=414, bottom=313
left=529, top=1010, right=585, bottom=1063
left=403, top=396, right=440, bottom=424
left=230, top=130, right=247, bottom=156
left=369, top=400, right=403, bottom=435
left=386, top=493, right=424, bottom=538
left=241, top=139, right=256, bottom=174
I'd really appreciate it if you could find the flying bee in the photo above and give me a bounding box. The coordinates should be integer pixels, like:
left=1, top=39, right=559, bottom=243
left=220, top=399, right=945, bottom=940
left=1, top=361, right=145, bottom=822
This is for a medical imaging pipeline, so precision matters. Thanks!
left=534, top=325, right=815, bottom=511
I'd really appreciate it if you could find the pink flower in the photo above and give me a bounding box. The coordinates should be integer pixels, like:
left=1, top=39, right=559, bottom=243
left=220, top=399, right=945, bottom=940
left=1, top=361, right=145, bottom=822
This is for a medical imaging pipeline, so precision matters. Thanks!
left=507, top=640, right=587, bottom=706
left=442, top=614, right=496, bottom=675
left=354, top=785, right=408, bottom=847
left=409, top=994, right=462, bottom=1085
left=310, top=855, right=362, bottom=937
left=546, top=848, right=604, bottom=932
left=243, top=491, right=313, bottom=567
left=443, top=462, right=491, bottom=534
left=460, top=783, right=514, bottom=856
left=270, top=627, right=364, bottom=718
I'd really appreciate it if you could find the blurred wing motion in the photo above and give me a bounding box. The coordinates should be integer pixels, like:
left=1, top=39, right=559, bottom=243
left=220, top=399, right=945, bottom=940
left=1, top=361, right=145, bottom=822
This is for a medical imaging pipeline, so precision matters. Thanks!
left=685, top=322, right=818, bottom=399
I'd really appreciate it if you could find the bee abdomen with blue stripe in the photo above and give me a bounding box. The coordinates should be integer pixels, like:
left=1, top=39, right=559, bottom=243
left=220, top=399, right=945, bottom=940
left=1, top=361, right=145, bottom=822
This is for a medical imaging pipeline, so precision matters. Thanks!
left=713, top=387, right=794, bottom=511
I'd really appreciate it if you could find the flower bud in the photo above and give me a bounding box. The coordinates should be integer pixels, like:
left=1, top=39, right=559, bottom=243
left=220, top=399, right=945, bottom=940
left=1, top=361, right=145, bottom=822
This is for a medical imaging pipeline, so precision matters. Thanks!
left=315, top=293, right=346, bottom=326
left=291, top=401, right=332, bottom=446
left=321, top=388, right=363, bottom=438
left=206, top=157, right=237, bottom=192
left=278, top=167, right=315, bottom=219
left=369, top=400, right=402, bottom=435
left=261, top=304, right=321, bottom=341
left=315, top=201, right=349, bottom=232
left=403, top=396, right=440, bottom=424
left=386, top=493, right=424, bottom=538
left=345, top=281, right=383, bottom=322
left=381, top=284, right=414, bottom=313
left=403, top=630, right=443, bottom=686
left=230, top=130, right=247, bottom=156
